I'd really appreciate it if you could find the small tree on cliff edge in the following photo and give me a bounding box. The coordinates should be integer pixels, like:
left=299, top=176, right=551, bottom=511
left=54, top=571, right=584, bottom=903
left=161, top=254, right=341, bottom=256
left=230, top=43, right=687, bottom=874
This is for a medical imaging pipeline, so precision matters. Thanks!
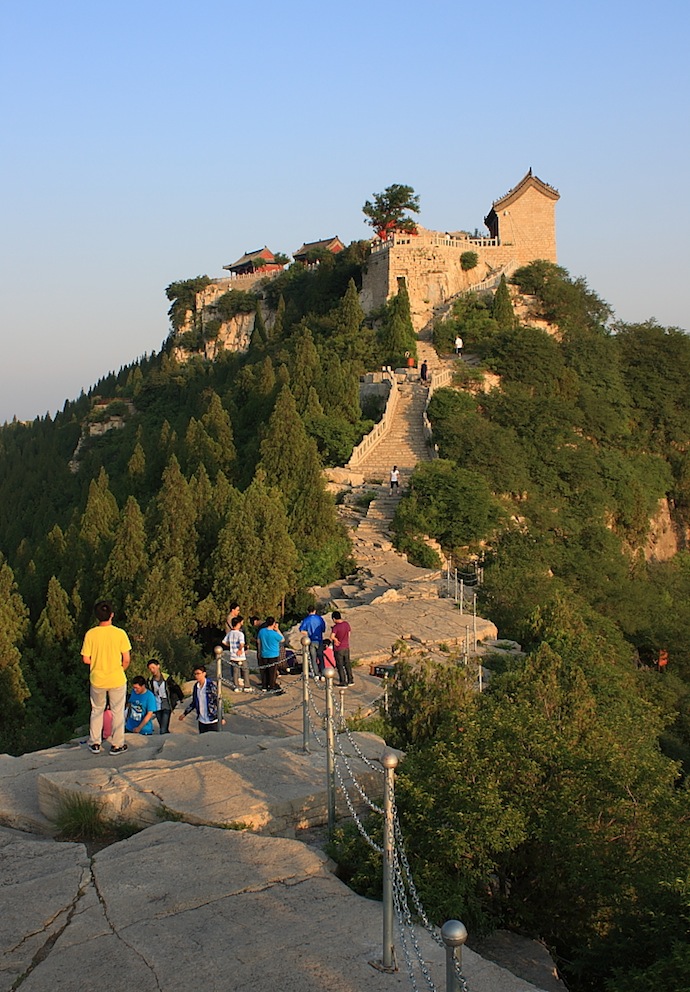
left=363, top=184, right=420, bottom=239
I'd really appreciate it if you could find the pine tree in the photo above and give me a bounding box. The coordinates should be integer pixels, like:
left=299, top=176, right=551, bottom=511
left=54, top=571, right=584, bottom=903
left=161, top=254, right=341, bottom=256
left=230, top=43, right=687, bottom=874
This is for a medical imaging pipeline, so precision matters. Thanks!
left=271, top=295, right=286, bottom=340
left=35, top=576, right=75, bottom=647
left=103, top=496, right=149, bottom=615
left=211, top=469, right=298, bottom=616
left=151, top=455, right=199, bottom=589
left=290, top=324, right=322, bottom=413
left=379, top=279, right=417, bottom=366
left=258, top=386, right=339, bottom=552
left=128, top=556, right=197, bottom=662
left=79, top=468, right=119, bottom=556
left=250, top=301, right=268, bottom=350
left=78, top=468, right=119, bottom=602
left=256, top=356, right=276, bottom=397
left=201, top=392, right=236, bottom=477
left=128, top=440, right=146, bottom=480
left=492, top=274, right=516, bottom=330
left=333, top=278, right=369, bottom=363
left=0, top=555, right=30, bottom=746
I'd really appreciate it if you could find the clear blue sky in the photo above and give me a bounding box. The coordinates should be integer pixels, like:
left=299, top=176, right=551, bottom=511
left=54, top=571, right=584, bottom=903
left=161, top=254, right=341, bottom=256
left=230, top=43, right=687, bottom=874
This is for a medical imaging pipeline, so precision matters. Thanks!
left=1, top=0, right=688, bottom=423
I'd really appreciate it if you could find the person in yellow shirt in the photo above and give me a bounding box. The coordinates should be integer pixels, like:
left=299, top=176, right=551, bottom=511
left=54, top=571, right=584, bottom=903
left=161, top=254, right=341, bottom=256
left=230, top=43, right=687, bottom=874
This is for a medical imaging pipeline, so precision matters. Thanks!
left=81, top=600, right=131, bottom=754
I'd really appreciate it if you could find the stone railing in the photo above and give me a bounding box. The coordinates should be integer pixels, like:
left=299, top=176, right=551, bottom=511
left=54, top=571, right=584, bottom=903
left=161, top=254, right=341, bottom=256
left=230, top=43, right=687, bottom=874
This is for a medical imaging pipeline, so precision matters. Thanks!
left=370, top=233, right=500, bottom=255
left=467, top=260, right=519, bottom=294
left=347, top=372, right=398, bottom=468
left=423, top=368, right=454, bottom=455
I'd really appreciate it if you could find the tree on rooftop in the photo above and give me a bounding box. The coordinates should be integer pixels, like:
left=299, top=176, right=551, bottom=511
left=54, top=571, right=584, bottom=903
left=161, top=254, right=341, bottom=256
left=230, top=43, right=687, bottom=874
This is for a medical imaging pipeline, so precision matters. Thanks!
left=363, top=184, right=420, bottom=239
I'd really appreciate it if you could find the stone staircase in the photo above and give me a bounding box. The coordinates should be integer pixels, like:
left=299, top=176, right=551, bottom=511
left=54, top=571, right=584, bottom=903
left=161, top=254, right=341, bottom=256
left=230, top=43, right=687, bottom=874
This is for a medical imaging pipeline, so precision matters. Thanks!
left=355, top=381, right=432, bottom=483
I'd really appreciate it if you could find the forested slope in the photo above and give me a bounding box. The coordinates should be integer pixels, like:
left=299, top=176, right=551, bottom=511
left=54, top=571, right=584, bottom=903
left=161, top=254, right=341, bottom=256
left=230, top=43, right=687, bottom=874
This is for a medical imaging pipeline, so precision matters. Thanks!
left=0, top=243, right=418, bottom=754
left=357, top=263, right=690, bottom=991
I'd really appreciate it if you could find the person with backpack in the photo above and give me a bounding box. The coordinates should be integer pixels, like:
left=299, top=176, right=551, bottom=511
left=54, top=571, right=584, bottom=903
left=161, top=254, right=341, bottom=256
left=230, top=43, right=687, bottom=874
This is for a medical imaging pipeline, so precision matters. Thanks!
left=146, top=659, right=184, bottom=734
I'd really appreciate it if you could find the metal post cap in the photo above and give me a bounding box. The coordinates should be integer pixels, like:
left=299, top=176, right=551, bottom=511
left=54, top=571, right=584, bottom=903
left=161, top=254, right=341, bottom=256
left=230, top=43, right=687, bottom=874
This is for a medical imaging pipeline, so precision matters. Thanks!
left=381, top=749, right=399, bottom=769
left=324, top=668, right=336, bottom=680
left=300, top=633, right=311, bottom=646
left=441, top=920, right=468, bottom=947
left=213, top=645, right=223, bottom=657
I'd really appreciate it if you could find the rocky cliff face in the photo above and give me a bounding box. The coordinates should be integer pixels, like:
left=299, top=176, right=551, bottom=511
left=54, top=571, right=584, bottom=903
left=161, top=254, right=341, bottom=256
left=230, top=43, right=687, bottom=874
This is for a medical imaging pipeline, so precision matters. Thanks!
left=645, top=497, right=687, bottom=561
left=172, top=310, right=257, bottom=362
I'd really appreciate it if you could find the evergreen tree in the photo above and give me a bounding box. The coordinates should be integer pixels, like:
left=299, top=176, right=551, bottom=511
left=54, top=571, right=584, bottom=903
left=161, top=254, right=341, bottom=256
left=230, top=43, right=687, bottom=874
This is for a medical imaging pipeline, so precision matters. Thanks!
left=103, top=496, right=149, bottom=616
left=290, top=324, right=322, bottom=413
left=271, top=294, right=286, bottom=340
left=258, top=386, right=343, bottom=580
left=77, top=468, right=119, bottom=604
left=250, top=301, right=268, bottom=350
left=127, top=440, right=146, bottom=481
left=211, top=469, right=298, bottom=616
left=79, top=468, right=119, bottom=556
left=150, top=455, right=199, bottom=590
left=332, top=277, right=370, bottom=363
left=201, top=392, right=236, bottom=477
left=35, top=575, right=75, bottom=646
left=0, top=555, right=30, bottom=749
left=128, top=556, right=198, bottom=667
left=492, top=274, right=516, bottom=330
left=379, top=279, right=417, bottom=366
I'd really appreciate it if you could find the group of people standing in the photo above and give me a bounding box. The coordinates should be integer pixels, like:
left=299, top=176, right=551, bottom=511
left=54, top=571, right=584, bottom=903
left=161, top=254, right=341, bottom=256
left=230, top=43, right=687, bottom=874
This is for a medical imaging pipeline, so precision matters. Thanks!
left=82, top=599, right=355, bottom=748
left=299, top=608, right=354, bottom=686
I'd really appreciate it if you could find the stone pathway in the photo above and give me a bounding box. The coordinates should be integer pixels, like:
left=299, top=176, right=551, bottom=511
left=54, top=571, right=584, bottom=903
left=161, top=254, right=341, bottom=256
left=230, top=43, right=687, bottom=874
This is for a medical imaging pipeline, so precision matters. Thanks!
left=355, top=380, right=432, bottom=486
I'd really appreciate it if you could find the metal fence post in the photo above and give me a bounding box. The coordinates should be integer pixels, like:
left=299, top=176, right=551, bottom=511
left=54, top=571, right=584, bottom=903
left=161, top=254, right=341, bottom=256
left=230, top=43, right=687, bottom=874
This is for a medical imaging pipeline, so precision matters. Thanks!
left=460, top=578, right=464, bottom=615
left=301, top=634, right=310, bottom=753
left=213, top=645, right=223, bottom=733
left=381, top=748, right=399, bottom=970
left=338, top=686, right=346, bottom=731
left=383, top=672, right=389, bottom=715
left=441, top=920, right=468, bottom=992
left=454, top=568, right=458, bottom=602
left=324, top=668, right=336, bottom=831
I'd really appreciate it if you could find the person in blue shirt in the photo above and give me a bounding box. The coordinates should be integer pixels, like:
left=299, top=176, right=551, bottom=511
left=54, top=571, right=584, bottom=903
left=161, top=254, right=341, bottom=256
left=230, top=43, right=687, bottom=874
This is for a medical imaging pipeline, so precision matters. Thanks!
left=299, top=607, right=326, bottom=679
left=257, top=617, right=285, bottom=694
left=125, top=677, right=158, bottom=736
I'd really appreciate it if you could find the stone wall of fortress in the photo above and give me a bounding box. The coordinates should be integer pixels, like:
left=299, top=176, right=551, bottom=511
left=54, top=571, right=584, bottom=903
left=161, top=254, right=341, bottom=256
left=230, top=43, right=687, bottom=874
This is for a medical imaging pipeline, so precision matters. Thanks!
left=361, top=186, right=558, bottom=332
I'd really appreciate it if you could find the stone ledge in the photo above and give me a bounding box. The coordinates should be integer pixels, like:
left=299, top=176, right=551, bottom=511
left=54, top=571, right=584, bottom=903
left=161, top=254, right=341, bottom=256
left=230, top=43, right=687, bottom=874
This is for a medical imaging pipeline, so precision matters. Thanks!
left=37, top=732, right=389, bottom=837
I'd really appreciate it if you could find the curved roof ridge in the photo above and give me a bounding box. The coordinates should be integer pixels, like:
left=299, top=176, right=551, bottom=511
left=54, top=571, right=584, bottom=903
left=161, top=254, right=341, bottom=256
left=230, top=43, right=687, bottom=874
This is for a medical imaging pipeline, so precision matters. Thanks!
left=492, top=171, right=560, bottom=209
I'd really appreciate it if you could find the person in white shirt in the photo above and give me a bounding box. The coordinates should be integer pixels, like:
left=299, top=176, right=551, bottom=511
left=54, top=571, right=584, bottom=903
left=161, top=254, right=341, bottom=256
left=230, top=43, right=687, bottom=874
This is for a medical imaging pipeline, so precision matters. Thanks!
left=390, top=465, right=400, bottom=493
left=222, top=616, right=253, bottom=692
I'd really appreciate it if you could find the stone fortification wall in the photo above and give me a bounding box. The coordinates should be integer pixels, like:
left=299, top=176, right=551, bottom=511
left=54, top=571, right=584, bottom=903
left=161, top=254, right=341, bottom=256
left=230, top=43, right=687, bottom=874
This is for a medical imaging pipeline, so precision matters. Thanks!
left=361, top=232, right=524, bottom=332
left=361, top=173, right=559, bottom=330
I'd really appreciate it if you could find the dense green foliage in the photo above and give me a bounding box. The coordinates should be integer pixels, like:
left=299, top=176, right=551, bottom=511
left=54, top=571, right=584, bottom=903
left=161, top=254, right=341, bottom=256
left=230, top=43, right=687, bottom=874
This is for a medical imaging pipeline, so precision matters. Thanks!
left=371, top=262, right=690, bottom=990
left=4, top=236, right=690, bottom=991
left=0, top=245, right=386, bottom=754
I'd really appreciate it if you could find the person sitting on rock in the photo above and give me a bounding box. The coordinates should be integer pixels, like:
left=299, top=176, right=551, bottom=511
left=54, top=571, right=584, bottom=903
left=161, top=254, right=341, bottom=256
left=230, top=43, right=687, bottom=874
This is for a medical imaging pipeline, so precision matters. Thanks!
left=125, top=677, right=158, bottom=736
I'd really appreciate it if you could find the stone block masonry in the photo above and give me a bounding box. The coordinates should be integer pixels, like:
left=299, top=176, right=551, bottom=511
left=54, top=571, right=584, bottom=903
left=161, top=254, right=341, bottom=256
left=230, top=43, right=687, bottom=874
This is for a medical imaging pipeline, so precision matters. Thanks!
left=361, top=171, right=559, bottom=331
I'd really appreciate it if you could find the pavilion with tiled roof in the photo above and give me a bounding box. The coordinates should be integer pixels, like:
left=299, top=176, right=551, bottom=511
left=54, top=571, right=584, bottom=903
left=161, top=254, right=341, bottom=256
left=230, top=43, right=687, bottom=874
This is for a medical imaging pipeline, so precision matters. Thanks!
left=292, top=237, right=345, bottom=264
left=223, top=247, right=282, bottom=277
